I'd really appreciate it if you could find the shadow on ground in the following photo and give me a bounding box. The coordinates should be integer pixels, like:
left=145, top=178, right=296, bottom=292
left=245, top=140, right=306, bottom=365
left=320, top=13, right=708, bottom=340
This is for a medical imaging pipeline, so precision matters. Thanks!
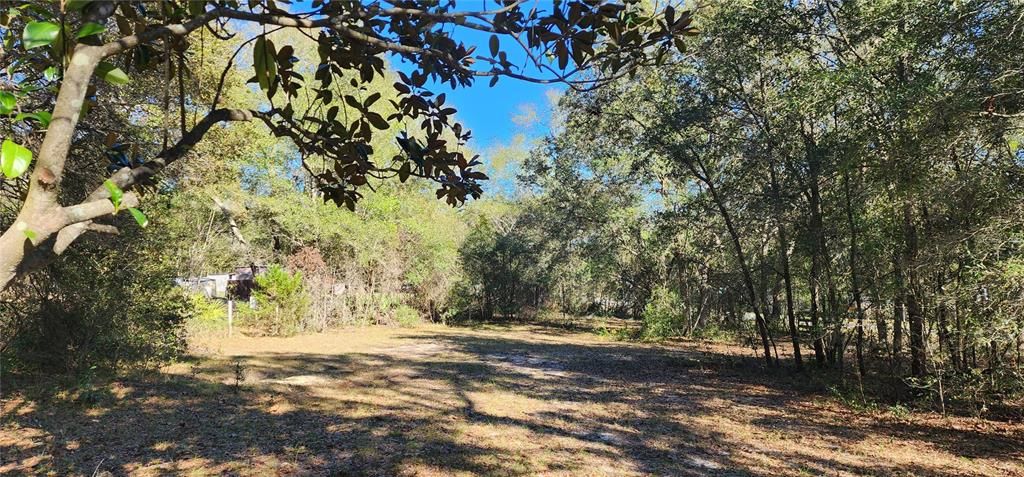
left=1, top=324, right=1021, bottom=476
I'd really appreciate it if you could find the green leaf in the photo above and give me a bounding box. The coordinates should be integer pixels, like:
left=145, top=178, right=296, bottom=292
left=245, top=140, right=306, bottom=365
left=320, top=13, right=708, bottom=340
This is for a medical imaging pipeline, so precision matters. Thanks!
left=489, top=34, right=499, bottom=57
left=66, top=0, right=91, bottom=12
left=76, top=22, right=106, bottom=39
left=187, top=0, right=206, bottom=16
left=14, top=111, right=52, bottom=128
left=253, top=37, right=268, bottom=90
left=23, top=228, right=37, bottom=242
left=398, top=161, right=411, bottom=183
left=0, top=91, right=14, bottom=115
left=43, top=65, right=59, bottom=81
left=0, top=138, right=33, bottom=179
left=95, top=62, right=129, bottom=85
left=128, top=207, right=148, bottom=228
left=103, top=179, right=123, bottom=210
left=253, top=36, right=277, bottom=92
left=366, top=111, right=389, bottom=130
left=22, top=21, right=60, bottom=50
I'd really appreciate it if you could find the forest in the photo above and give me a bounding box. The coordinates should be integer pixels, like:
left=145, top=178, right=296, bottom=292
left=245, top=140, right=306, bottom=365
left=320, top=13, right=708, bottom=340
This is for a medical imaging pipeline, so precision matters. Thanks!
left=1, top=1, right=1023, bottom=476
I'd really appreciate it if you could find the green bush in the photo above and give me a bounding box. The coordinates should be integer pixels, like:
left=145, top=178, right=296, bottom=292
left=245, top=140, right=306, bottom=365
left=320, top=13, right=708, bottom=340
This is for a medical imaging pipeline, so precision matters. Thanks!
left=393, top=304, right=422, bottom=327
left=0, top=249, right=188, bottom=374
left=640, top=286, right=684, bottom=341
left=243, top=265, right=309, bottom=336
left=184, top=294, right=228, bottom=335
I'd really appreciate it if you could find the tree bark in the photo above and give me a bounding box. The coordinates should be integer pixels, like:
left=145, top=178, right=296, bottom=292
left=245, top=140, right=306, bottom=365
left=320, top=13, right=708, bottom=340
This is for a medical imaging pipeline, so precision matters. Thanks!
left=804, top=135, right=829, bottom=365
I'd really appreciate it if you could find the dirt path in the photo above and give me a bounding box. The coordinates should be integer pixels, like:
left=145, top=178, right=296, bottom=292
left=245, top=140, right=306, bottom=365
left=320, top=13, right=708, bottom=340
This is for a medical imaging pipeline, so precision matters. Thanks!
left=2, top=324, right=1022, bottom=476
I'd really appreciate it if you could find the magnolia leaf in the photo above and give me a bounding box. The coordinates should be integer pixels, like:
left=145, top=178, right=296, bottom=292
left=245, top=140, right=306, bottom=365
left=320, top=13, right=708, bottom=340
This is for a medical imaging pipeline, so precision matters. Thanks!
left=254, top=37, right=267, bottom=90
left=14, top=111, right=52, bottom=128
left=95, top=62, right=129, bottom=85
left=103, top=179, right=123, bottom=210
left=128, top=207, right=149, bottom=228
left=66, top=0, right=91, bottom=11
left=23, top=21, right=60, bottom=50
left=0, top=91, right=14, bottom=115
left=76, top=22, right=106, bottom=39
left=366, top=112, right=389, bottom=130
left=0, top=138, right=33, bottom=179
left=398, top=161, right=411, bottom=183
left=253, top=36, right=277, bottom=92
left=43, top=65, right=59, bottom=81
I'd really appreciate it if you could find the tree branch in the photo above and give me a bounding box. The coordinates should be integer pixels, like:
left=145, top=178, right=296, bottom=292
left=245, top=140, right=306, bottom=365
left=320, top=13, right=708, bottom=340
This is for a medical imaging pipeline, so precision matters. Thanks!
left=61, top=193, right=138, bottom=226
left=52, top=108, right=253, bottom=255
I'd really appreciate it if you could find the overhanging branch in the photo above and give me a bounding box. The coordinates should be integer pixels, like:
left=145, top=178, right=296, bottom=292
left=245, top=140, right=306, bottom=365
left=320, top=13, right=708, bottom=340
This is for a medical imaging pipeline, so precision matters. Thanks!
left=52, top=108, right=253, bottom=255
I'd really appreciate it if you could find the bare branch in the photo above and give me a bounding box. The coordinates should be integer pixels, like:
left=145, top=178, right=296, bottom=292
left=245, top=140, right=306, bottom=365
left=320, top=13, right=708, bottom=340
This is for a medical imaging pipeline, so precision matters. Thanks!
left=61, top=193, right=138, bottom=226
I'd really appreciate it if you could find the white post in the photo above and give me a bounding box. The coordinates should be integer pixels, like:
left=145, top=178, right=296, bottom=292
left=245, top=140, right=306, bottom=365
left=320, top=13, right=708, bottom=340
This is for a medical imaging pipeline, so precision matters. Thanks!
left=228, top=299, right=234, bottom=338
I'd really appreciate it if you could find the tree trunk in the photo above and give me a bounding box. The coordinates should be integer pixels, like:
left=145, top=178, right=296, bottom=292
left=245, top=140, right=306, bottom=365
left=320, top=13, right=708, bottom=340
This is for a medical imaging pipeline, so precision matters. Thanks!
left=809, top=262, right=827, bottom=365
left=892, top=253, right=905, bottom=374
left=771, top=166, right=802, bottom=370
left=693, top=160, right=774, bottom=367
left=844, top=170, right=866, bottom=377
left=902, top=200, right=926, bottom=377
left=804, top=135, right=829, bottom=365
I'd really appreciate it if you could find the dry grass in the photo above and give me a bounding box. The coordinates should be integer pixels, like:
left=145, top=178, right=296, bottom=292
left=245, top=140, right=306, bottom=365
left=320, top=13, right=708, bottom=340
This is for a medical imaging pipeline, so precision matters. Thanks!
left=2, top=322, right=1022, bottom=476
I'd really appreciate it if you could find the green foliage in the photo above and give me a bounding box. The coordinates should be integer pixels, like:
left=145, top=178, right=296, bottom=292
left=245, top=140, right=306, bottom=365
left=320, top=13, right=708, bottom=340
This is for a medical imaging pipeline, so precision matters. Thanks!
left=252, top=36, right=277, bottom=92
left=0, top=92, right=15, bottom=115
left=22, top=21, right=59, bottom=49
left=0, top=245, right=188, bottom=374
left=596, top=325, right=638, bottom=342
left=640, top=286, right=685, bottom=341
left=95, top=62, right=129, bottom=85
left=103, top=180, right=123, bottom=210
left=243, top=265, right=309, bottom=336
left=13, top=111, right=51, bottom=128
left=127, top=207, right=148, bottom=228
left=74, top=22, right=105, bottom=39
left=393, top=304, right=422, bottom=328
left=1, top=138, right=32, bottom=179
left=690, top=323, right=736, bottom=342
left=184, top=294, right=227, bottom=334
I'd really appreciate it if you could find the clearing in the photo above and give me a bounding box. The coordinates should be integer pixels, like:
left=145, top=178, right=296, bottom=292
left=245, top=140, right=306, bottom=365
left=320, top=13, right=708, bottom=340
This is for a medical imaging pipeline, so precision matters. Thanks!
left=2, top=323, right=1022, bottom=476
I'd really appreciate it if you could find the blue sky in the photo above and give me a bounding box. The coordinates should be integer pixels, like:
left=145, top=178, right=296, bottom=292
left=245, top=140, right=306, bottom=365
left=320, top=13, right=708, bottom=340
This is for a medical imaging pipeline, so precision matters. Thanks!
left=389, top=26, right=561, bottom=150
left=388, top=23, right=565, bottom=197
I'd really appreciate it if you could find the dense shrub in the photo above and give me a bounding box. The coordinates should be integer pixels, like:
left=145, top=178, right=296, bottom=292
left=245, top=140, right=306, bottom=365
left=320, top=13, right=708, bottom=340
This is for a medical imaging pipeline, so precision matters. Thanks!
left=242, top=265, right=310, bottom=336
left=0, top=247, right=188, bottom=374
left=640, top=286, right=685, bottom=341
left=393, top=304, right=422, bottom=328
left=184, top=294, right=228, bottom=335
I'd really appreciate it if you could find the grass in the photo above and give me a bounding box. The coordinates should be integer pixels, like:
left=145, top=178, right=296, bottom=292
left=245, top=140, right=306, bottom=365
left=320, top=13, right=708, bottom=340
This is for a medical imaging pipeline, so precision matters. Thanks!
left=2, top=322, right=1022, bottom=476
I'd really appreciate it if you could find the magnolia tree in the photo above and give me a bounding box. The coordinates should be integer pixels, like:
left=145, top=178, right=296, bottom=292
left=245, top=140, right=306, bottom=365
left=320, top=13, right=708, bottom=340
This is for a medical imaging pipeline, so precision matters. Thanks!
left=0, top=0, right=695, bottom=291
